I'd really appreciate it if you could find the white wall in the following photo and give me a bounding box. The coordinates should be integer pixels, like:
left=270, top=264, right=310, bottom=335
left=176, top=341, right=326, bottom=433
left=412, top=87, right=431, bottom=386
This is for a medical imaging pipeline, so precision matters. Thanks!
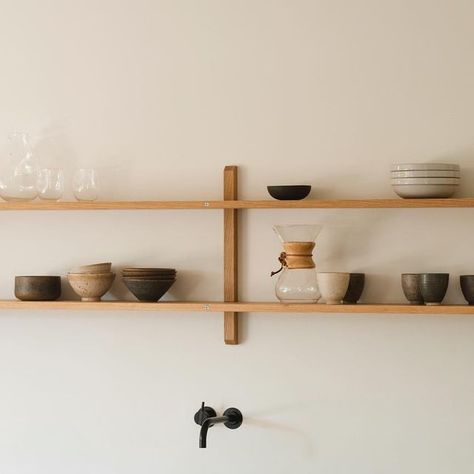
left=0, top=1, right=474, bottom=472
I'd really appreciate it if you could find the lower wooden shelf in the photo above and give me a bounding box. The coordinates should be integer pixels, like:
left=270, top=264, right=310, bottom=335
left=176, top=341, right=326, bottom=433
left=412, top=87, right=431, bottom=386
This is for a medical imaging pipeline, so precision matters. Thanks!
left=0, top=300, right=473, bottom=314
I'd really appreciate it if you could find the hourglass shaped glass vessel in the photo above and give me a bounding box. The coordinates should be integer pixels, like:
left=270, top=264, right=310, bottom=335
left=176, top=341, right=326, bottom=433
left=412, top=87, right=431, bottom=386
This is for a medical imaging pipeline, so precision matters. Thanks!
left=272, top=224, right=322, bottom=303
left=0, top=133, right=39, bottom=201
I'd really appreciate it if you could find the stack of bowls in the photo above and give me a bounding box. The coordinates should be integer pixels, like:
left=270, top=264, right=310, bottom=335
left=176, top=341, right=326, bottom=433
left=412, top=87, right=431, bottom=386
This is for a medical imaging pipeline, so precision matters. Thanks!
left=122, top=268, right=176, bottom=302
left=67, top=262, right=115, bottom=302
left=391, top=163, right=460, bottom=198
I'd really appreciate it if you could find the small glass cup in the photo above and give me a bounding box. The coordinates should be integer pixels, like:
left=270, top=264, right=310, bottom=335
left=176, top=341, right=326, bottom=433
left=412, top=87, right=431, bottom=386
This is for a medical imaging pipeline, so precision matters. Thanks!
left=73, top=168, right=99, bottom=201
left=36, top=168, right=64, bottom=201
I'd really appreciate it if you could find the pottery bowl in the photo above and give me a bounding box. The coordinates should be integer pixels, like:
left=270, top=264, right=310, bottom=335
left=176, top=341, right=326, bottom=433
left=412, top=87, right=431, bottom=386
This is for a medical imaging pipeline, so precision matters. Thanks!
left=392, top=184, right=458, bottom=199
left=70, top=262, right=112, bottom=274
left=123, top=277, right=175, bottom=302
left=401, top=273, right=423, bottom=305
left=391, top=170, right=460, bottom=179
left=317, top=272, right=350, bottom=305
left=67, top=272, right=115, bottom=302
left=267, top=185, right=311, bottom=201
left=391, top=163, right=460, bottom=172
left=460, top=275, right=474, bottom=305
left=15, top=276, right=61, bottom=301
left=343, top=273, right=365, bottom=304
left=419, top=273, right=449, bottom=305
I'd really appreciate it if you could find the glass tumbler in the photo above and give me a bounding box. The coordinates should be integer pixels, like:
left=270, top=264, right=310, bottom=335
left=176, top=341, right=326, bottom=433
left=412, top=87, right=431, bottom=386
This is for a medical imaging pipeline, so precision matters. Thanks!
left=37, top=168, right=64, bottom=200
left=73, top=168, right=99, bottom=201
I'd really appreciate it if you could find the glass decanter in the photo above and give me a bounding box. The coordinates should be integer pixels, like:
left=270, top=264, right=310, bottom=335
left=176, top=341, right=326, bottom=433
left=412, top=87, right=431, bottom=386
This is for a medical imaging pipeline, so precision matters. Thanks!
left=271, top=224, right=322, bottom=303
left=0, top=133, right=39, bottom=201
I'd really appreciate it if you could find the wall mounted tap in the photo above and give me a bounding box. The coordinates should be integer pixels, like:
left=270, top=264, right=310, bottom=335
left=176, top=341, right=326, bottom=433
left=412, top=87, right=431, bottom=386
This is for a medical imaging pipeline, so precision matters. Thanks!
left=194, top=402, right=243, bottom=448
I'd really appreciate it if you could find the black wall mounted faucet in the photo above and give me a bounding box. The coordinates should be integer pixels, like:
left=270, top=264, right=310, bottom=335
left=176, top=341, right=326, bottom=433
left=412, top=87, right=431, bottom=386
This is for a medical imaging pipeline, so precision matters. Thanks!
left=194, top=402, right=243, bottom=448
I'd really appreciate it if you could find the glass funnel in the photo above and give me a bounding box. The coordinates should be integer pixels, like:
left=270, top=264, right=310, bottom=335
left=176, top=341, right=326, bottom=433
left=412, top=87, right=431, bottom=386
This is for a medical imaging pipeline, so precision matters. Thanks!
left=272, top=224, right=322, bottom=303
left=0, top=133, right=39, bottom=201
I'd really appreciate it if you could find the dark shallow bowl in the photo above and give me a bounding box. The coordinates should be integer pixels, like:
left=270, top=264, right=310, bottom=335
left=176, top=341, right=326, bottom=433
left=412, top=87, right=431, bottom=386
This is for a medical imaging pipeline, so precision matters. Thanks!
left=343, top=273, right=365, bottom=304
left=267, top=185, right=311, bottom=200
left=123, top=278, right=175, bottom=302
left=419, top=273, right=449, bottom=305
left=15, top=276, right=61, bottom=301
left=460, top=275, right=474, bottom=305
left=401, top=273, right=423, bottom=305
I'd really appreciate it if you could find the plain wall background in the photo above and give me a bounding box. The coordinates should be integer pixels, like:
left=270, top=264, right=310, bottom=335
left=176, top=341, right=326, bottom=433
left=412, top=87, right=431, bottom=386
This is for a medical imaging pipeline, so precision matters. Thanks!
left=0, top=1, right=474, bottom=472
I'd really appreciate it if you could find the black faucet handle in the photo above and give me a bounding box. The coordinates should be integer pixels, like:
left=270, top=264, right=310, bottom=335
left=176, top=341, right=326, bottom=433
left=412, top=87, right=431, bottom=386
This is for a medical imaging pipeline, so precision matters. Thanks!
left=194, top=403, right=217, bottom=426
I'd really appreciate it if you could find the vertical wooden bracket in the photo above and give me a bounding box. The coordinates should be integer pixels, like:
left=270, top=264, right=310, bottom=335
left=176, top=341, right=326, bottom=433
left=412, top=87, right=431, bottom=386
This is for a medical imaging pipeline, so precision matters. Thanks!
left=224, top=166, right=238, bottom=344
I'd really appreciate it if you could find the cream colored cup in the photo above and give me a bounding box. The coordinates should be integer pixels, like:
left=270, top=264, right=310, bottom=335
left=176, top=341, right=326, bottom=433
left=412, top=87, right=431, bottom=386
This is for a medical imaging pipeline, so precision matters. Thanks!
left=317, top=272, right=350, bottom=304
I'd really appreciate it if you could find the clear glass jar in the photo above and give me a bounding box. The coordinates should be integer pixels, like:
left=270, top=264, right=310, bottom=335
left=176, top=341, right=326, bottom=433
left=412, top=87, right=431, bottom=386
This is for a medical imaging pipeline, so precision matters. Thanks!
left=37, top=168, right=64, bottom=200
left=272, top=224, right=322, bottom=303
left=73, top=168, right=99, bottom=201
left=0, top=132, right=39, bottom=201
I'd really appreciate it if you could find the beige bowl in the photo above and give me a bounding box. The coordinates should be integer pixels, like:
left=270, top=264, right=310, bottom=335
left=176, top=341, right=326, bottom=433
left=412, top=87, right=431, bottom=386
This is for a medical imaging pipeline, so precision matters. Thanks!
left=70, top=262, right=112, bottom=274
left=67, top=272, right=115, bottom=302
left=317, top=272, right=350, bottom=304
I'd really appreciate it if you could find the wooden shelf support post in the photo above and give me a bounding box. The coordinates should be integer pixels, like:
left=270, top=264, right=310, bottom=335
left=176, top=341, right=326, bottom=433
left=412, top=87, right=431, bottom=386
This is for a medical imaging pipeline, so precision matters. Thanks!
left=224, top=166, right=239, bottom=344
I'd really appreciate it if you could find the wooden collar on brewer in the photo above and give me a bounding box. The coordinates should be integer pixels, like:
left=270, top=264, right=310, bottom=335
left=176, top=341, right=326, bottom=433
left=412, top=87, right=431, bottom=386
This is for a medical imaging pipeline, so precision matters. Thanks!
left=271, top=241, right=315, bottom=276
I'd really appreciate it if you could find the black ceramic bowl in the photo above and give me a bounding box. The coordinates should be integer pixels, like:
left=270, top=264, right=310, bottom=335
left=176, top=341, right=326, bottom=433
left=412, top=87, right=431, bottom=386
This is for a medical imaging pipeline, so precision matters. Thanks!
left=419, top=273, right=449, bottom=305
left=401, top=273, right=423, bottom=305
left=460, top=275, right=474, bottom=305
left=343, top=273, right=365, bottom=304
left=123, top=277, right=175, bottom=302
left=267, top=185, right=311, bottom=200
left=15, top=276, right=61, bottom=301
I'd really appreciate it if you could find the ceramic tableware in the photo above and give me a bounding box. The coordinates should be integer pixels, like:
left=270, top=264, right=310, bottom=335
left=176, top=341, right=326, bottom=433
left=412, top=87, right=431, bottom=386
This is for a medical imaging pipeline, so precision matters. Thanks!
left=123, top=278, right=175, bottom=302
left=15, top=276, right=61, bottom=301
left=343, top=273, right=365, bottom=304
left=67, top=272, right=115, bottom=302
left=267, top=185, right=311, bottom=201
left=401, top=273, right=423, bottom=305
left=419, top=273, right=449, bottom=305
left=316, top=272, right=350, bottom=305
left=70, top=262, right=112, bottom=274
left=460, top=275, right=474, bottom=305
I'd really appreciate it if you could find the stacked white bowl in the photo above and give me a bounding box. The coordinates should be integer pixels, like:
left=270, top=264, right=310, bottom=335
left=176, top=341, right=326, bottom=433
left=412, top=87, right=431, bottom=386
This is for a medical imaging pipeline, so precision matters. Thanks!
left=391, top=163, right=460, bottom=198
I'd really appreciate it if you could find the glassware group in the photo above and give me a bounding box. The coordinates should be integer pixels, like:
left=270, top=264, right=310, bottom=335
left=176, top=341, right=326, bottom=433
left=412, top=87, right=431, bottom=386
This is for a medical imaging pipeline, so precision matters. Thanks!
left=0, top=134, right=99, bottom=202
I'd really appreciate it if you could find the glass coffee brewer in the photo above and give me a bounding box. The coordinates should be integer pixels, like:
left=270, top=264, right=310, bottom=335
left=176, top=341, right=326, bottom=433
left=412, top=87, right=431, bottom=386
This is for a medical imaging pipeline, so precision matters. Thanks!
left=271, top=224, right=322, bottom=303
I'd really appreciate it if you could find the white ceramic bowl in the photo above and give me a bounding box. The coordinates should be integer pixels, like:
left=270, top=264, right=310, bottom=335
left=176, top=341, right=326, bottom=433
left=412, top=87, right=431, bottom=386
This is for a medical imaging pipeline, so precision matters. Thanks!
left=316, top=272, right=350, bottom=305
left=391, top=170, right=460, bottom=178
left=392, top=184, right=458, bottom=198
left=391, top=163, right=460, bottom=171
left=390, top=177, right=459, bottom=185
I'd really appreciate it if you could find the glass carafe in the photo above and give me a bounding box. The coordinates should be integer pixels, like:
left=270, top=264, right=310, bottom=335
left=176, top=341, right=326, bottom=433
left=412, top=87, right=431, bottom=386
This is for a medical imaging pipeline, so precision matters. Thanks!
left=0, top=133, right=39, bottom=201
left=271, top=224, right=322, bottom=303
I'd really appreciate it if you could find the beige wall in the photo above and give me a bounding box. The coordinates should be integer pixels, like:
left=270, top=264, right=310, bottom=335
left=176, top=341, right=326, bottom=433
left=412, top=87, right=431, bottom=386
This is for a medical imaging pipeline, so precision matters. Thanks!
left=0, top=1, right=474, bottom=472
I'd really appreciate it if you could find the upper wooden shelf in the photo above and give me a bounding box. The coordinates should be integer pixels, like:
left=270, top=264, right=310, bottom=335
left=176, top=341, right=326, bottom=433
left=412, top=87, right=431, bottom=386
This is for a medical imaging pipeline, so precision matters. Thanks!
left=1, top=198, right=474, bottom=210
left=1, top=300, right=473, bottom=314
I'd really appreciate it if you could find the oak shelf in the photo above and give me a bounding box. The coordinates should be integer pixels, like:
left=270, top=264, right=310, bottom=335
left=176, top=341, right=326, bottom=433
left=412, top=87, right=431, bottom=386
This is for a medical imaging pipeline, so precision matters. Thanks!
left=3, top=166, right=473, bottom=344
left=1, top=197, right=474, bottom=210
left=0, top=300, right=473, bottom=314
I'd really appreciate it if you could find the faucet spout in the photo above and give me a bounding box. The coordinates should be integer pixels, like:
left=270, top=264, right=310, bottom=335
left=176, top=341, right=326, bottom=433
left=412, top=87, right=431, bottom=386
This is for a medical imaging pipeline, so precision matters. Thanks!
left=199, top=416, right=229, bottom=448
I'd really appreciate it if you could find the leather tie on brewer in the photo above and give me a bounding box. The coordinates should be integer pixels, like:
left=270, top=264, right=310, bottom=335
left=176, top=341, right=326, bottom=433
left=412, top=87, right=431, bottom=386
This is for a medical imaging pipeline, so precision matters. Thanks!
left=271, top=241, right=315, bottom=276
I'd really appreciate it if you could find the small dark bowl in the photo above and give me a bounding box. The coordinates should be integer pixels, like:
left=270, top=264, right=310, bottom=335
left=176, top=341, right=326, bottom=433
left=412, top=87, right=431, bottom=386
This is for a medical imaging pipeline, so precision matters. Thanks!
left=267, top=185, right=311, bottom=200
left=123, top=278, right=175, bottom=302
left=343, top=273, right=365, bottom=304
left=401, top=273, right=423, bottom=305
left=15, top=276, right=61, bottom=301
left=460, top=275, right=474, bottom=305
left=419, top=273, right=449, bottom=305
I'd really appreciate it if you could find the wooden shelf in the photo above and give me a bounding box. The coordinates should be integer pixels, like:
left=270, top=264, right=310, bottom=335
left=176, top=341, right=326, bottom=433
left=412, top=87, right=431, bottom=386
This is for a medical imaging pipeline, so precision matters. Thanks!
left=1, top=300, right=473, bottom=314
left=1, top=197, right=474, bottom=210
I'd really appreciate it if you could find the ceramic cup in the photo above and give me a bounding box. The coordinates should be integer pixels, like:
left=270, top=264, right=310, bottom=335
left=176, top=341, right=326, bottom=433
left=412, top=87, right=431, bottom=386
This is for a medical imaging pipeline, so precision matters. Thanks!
left=343, top=273, right=365, bottom=304
left=460, top=275, right=474, bottom=305
left=401, top=273, right=423, bottom=305
left=317, top=272, right=350, bottom=305
left=419, top=273, right=449, bottom=305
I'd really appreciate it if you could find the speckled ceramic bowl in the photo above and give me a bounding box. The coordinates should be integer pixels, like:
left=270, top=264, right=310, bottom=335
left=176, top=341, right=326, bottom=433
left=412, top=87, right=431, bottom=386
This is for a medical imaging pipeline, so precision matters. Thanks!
left=401, top=273, right=423, bottom=305
left=67, top=272, right=115, bottom=302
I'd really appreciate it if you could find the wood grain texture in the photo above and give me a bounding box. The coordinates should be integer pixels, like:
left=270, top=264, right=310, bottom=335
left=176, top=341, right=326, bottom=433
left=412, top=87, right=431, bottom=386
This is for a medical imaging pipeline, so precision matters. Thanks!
left=0, top=301, right=473, bottom=314
left=224, top=166, right=239, bottom=344
left=1, top=198, right=474, bottom=210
